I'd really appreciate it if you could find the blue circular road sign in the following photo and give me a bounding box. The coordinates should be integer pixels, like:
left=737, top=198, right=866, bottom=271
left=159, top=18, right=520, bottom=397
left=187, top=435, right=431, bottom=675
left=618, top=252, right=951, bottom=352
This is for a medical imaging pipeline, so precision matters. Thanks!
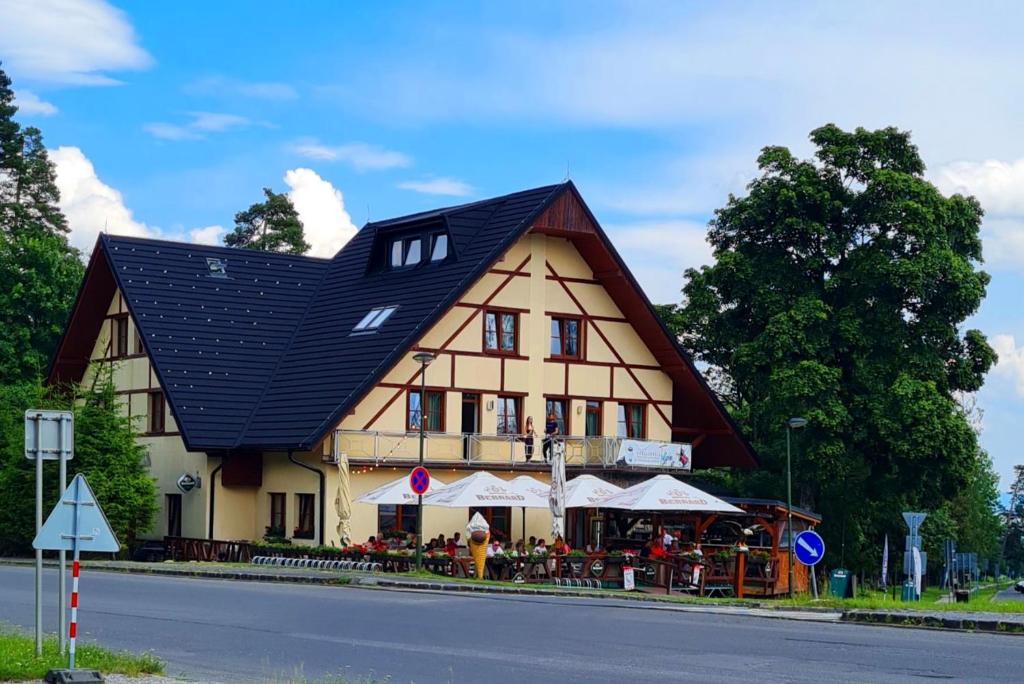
left=409, top=466, right=430, bottom=496
left=793, top=530, right=825, bottom=566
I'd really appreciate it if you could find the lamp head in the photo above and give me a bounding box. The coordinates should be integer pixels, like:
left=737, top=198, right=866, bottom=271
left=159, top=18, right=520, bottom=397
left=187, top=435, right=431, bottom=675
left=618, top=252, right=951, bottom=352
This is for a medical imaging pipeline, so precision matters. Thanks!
left=413, top=351, right=435, bottom=366
left=787, top=417, right=808, bottom=429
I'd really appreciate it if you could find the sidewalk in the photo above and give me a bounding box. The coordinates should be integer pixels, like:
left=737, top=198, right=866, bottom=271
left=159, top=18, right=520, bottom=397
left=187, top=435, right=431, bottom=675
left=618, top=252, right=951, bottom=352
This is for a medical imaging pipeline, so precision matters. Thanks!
left=4, top=559, right=1022, bottom=634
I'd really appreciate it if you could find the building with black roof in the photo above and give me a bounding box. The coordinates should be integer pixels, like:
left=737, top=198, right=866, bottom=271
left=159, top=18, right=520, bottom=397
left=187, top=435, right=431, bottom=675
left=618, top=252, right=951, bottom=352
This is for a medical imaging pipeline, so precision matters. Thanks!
left=50, top=182, right=759, bottom=547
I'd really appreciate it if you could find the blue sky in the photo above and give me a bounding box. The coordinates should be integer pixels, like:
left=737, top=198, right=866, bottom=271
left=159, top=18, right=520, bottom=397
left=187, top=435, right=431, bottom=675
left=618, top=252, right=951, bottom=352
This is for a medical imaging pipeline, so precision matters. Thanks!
left=4, top=1, right=1024, bottom=490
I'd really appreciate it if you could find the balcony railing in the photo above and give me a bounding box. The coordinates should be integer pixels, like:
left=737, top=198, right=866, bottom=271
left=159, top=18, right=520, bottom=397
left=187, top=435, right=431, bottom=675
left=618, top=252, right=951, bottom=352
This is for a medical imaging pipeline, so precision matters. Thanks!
left=333, top=429, right=660, bottom=469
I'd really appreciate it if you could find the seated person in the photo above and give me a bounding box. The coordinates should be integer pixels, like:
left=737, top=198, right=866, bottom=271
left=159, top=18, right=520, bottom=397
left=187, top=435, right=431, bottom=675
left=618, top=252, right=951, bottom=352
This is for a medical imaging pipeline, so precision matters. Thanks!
left=527, top=535, right=537, bottom=551
left=532, top=539, right=548, bottom=556
left=486, top=540, right=504, bottom=558
left=513, top=540, right=526, bottom=557
left=552, top=536, right=571, bottom=555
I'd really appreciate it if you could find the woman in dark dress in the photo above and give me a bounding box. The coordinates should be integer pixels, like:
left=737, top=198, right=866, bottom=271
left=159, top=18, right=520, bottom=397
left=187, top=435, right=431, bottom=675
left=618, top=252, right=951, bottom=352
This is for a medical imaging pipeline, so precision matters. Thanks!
left=542, top=411, right=559, bottom=463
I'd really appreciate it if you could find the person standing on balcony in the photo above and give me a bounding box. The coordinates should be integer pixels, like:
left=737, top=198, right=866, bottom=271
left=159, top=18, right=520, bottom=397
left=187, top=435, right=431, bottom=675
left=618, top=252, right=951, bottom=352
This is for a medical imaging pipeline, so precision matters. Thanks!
left=542, top=411, right=559, bottom=463
left=523, top=416, right=536, bottom=462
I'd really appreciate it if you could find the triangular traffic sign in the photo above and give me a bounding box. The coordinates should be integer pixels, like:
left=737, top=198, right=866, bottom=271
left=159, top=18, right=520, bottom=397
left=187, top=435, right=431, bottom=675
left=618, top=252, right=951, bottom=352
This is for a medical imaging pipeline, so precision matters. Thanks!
left=33, top=474, right=120, bottom=552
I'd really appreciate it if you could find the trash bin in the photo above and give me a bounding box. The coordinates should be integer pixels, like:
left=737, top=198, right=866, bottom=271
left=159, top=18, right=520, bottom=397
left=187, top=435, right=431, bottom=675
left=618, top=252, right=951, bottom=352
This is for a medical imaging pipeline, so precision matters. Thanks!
left=954, top=589, right=969, bottom=603
left=829, top=568, right=852, bottom=598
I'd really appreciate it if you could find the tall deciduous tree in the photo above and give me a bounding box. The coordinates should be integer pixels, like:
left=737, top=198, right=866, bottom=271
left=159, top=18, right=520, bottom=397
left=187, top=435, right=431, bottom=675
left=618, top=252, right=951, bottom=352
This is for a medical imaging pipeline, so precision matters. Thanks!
left=678, top=125, right=997, bottom=572
left=224, top=187, right=310, bottom=254
left=0, top=63, right=83, bottom=383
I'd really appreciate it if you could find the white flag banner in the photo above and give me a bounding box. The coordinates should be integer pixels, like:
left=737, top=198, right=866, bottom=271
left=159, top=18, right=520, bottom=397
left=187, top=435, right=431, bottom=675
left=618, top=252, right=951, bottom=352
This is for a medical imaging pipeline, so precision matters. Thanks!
left=615, top=439, right=691, bottom=470
left=881, top=535, right=889, bottom=589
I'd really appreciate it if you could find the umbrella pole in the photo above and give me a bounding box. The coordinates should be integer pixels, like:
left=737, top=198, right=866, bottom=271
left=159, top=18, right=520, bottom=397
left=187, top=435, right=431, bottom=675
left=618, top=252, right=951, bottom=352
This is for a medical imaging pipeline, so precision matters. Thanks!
left=522, top=507, right=526, bottom=544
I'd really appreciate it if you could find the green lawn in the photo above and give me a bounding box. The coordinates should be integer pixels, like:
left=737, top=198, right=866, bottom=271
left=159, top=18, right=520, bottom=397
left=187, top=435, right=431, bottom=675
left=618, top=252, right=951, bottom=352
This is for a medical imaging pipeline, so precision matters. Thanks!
left=0, top=628, right=162, bottom=681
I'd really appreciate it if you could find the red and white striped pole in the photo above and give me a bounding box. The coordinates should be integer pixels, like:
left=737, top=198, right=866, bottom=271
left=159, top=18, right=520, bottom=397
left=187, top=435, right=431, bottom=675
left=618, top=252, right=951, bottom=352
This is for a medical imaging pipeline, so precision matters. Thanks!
left=68, top=558, right=79, bottom=667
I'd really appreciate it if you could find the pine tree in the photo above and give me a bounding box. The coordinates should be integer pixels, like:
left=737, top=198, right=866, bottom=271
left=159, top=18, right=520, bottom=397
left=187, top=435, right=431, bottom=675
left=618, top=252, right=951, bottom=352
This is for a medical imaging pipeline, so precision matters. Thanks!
left=0, top=63, right=83, bottom=383
left=224, top=187, right=310, bottom=254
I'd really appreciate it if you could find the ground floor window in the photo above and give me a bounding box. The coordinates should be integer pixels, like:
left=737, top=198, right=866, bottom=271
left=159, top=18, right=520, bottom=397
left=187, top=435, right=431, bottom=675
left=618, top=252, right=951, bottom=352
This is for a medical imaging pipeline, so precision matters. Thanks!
left=469, top=506, right=511, bottom=542
left=378, top=504, right=418, bottom=535
left=165, top=493, right=181, bottom=537
left=268, top=492, right=286, bottom=537
left=617, top=403, right=645, bottom=439
left=295, top=493, right=315, bottom=539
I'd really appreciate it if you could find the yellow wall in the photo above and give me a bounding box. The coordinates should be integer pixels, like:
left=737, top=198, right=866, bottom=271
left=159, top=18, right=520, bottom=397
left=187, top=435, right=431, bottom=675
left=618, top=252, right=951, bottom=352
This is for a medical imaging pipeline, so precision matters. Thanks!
left=338, top=232, right=674, bottom=440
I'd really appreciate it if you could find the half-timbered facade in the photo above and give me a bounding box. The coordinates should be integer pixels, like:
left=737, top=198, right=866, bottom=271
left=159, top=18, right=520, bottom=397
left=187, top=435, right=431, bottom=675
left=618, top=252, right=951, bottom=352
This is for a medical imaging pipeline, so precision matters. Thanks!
left=49, top=183, right=757, bottom=546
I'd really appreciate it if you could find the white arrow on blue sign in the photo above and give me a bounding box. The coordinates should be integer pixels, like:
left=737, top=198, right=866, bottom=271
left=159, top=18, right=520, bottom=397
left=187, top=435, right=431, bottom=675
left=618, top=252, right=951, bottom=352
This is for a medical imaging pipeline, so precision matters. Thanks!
left=794, top=530, right=825, bottom=566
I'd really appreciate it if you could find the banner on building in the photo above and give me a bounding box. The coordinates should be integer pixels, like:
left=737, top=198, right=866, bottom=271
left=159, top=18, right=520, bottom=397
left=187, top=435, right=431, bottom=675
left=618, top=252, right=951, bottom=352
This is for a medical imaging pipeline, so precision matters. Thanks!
left=615, top=440, right=692, bottom=470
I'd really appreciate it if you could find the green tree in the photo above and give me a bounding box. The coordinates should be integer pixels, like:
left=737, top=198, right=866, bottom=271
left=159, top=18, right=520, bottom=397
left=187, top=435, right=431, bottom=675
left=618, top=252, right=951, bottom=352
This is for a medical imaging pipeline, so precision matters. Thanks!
left=224, top=187, right=310, bottom=254
left=677, top=124, right=997, bottom=572
left=0, top=367, right=157, bottom=554
left=0, top=63, right=83, bottom=383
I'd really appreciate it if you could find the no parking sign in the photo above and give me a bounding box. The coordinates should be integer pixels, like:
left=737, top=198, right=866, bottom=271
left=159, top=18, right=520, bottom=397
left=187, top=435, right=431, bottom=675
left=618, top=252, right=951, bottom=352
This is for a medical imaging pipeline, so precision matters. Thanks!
left=409, top=466, right=431, bottom=496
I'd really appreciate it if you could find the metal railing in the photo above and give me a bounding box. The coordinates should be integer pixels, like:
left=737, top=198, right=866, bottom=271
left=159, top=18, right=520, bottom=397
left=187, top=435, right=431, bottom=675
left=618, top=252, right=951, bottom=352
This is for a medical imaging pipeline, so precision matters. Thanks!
left=334, top=429, right=638, bottom=468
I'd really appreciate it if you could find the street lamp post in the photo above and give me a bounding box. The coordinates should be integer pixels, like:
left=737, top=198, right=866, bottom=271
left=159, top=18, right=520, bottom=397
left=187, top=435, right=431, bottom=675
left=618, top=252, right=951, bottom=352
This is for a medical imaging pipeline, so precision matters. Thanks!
left=412, top=351, right=435, bottom=573
left=786, top=416, right=807, bottom=598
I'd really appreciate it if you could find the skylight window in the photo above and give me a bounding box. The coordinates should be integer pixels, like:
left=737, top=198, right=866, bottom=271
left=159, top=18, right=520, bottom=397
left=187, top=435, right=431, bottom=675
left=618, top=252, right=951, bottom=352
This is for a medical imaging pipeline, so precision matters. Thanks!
left=353, top=305, right=398, bottom=332
left=206, top=257, right=228, bottom=277
left=430, top=233, right=448, bottom=261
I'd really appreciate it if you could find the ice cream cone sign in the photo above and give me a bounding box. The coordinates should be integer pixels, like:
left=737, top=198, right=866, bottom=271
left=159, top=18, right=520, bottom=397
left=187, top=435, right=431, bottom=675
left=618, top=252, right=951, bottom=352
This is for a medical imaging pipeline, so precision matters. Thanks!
left=467, top=512, right=490, bottom=579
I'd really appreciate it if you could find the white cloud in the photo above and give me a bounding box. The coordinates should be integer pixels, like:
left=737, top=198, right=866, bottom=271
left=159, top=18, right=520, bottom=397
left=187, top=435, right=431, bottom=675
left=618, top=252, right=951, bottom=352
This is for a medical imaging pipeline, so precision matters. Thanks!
left=144, top=112, right=252, bottom=140
left=189, top=112, right=251, bottom=132
left=603, top=219, right=713, bottom=303
left=935, top=159, right=1024, bottom=216
left=397, top=177, right=473, bottom=197
left=290, top=140, right=411, bottom=171
left=51, top=146, right=155, bottom=250
left=143, top=123, right=201, bottom=141
left=189, top=225, right=225, bottom=246
left=991, top=334, right=1024, bottom=398
left=13, top=89, right=57, bottom=116
left=0, top=0, right=151, bottom=85
left=184, top=76, right=298, bottom=100
left=283, top=168, right=357, bottom=258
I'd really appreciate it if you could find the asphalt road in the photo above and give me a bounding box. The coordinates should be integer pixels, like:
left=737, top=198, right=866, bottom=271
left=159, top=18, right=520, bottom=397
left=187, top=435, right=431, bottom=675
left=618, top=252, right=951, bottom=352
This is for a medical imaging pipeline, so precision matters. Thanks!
left=994, top=584, right=1024, bottom=602
left=1, top=566, right=1021, bottom=683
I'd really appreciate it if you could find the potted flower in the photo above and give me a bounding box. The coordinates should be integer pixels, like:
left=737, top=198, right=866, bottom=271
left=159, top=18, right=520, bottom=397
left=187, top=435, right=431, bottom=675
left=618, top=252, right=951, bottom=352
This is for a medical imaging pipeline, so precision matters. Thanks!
left=749, top=549, right=770, bottom=564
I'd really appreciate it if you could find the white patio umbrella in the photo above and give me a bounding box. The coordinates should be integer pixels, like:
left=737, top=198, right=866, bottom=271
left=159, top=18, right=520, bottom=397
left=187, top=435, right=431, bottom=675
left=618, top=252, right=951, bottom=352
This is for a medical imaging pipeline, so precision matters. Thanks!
left=564, top=474, right=624, bottom=509
left=550, top=440, right=567, bottom=539
left=595, top=474, right=743, bottom=513
left=510, top=475, right=550, bottom=541
left=334, top=452, right=353, bottom=546
left=356, top=473, right=447, bottom=505
left=422, top=471, right=548, bottom=508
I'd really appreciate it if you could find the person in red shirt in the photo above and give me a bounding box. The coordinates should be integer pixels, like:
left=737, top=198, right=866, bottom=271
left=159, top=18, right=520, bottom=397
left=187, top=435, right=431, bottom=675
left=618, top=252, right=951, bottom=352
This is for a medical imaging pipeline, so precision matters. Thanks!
left=649, top=537, right=668, bottom=560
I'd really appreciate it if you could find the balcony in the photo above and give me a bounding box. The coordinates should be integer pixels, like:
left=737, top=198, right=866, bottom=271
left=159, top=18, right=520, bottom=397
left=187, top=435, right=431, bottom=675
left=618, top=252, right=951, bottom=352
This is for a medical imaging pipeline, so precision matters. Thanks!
left=332, top=429, right=689, bottom=472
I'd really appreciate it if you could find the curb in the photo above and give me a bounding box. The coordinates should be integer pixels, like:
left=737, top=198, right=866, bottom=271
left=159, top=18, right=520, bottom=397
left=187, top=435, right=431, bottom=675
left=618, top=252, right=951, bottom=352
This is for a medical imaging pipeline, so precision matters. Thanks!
left=842, top=610, right=1024, bottom=634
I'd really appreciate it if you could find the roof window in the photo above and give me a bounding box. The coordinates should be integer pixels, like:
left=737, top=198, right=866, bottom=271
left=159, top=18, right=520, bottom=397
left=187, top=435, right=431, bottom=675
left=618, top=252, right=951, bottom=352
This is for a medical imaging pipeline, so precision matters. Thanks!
left=390, top=237, right=421, bottom=268
left=353, top=305, right=398, bottom=332
left=206, top=257, right=228, bottom=278
left=430, top=233, right=448, bottom=261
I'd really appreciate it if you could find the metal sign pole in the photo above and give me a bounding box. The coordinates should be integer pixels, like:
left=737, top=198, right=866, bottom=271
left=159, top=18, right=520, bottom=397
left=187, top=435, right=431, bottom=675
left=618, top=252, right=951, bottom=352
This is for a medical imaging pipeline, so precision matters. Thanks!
left=34, top=413, right=43, bottom=656
left=68, top=476, right=82, bottom=669
left=58, top=414, right=68, bottom=654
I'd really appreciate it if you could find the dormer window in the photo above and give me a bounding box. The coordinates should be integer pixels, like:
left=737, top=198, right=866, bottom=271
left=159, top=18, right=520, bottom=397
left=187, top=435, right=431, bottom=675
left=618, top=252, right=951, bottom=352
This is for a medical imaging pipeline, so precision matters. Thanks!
left=390, top=237, right=421, bottom=268
left=353, top=305, right=398, bottom=332
left=430, top=233, right=448, bottom=261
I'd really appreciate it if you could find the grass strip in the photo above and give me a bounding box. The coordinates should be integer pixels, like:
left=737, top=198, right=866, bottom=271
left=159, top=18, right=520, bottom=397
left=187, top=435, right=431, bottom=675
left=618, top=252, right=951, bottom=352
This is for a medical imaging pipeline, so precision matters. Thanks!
left=0, top=628, right=162, bottom=681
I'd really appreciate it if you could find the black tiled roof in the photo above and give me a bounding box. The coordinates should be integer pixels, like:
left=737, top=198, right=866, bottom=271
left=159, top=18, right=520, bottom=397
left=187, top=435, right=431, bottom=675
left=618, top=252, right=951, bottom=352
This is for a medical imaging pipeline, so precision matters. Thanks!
left=101, top=236, right=330, bottom=449
left=243, top=183, right=564, bottom=448
left=101, top=184, right=565, bottom=451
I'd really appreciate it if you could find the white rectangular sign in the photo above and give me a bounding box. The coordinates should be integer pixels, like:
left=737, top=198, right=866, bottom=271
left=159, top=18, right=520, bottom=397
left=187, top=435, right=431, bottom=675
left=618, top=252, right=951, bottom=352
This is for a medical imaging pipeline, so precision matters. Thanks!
left=623, top=566, right=635, bottom=591
left=615, top=439, right=691, bottom=470
left=24, top=410, right=74, bottom=461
